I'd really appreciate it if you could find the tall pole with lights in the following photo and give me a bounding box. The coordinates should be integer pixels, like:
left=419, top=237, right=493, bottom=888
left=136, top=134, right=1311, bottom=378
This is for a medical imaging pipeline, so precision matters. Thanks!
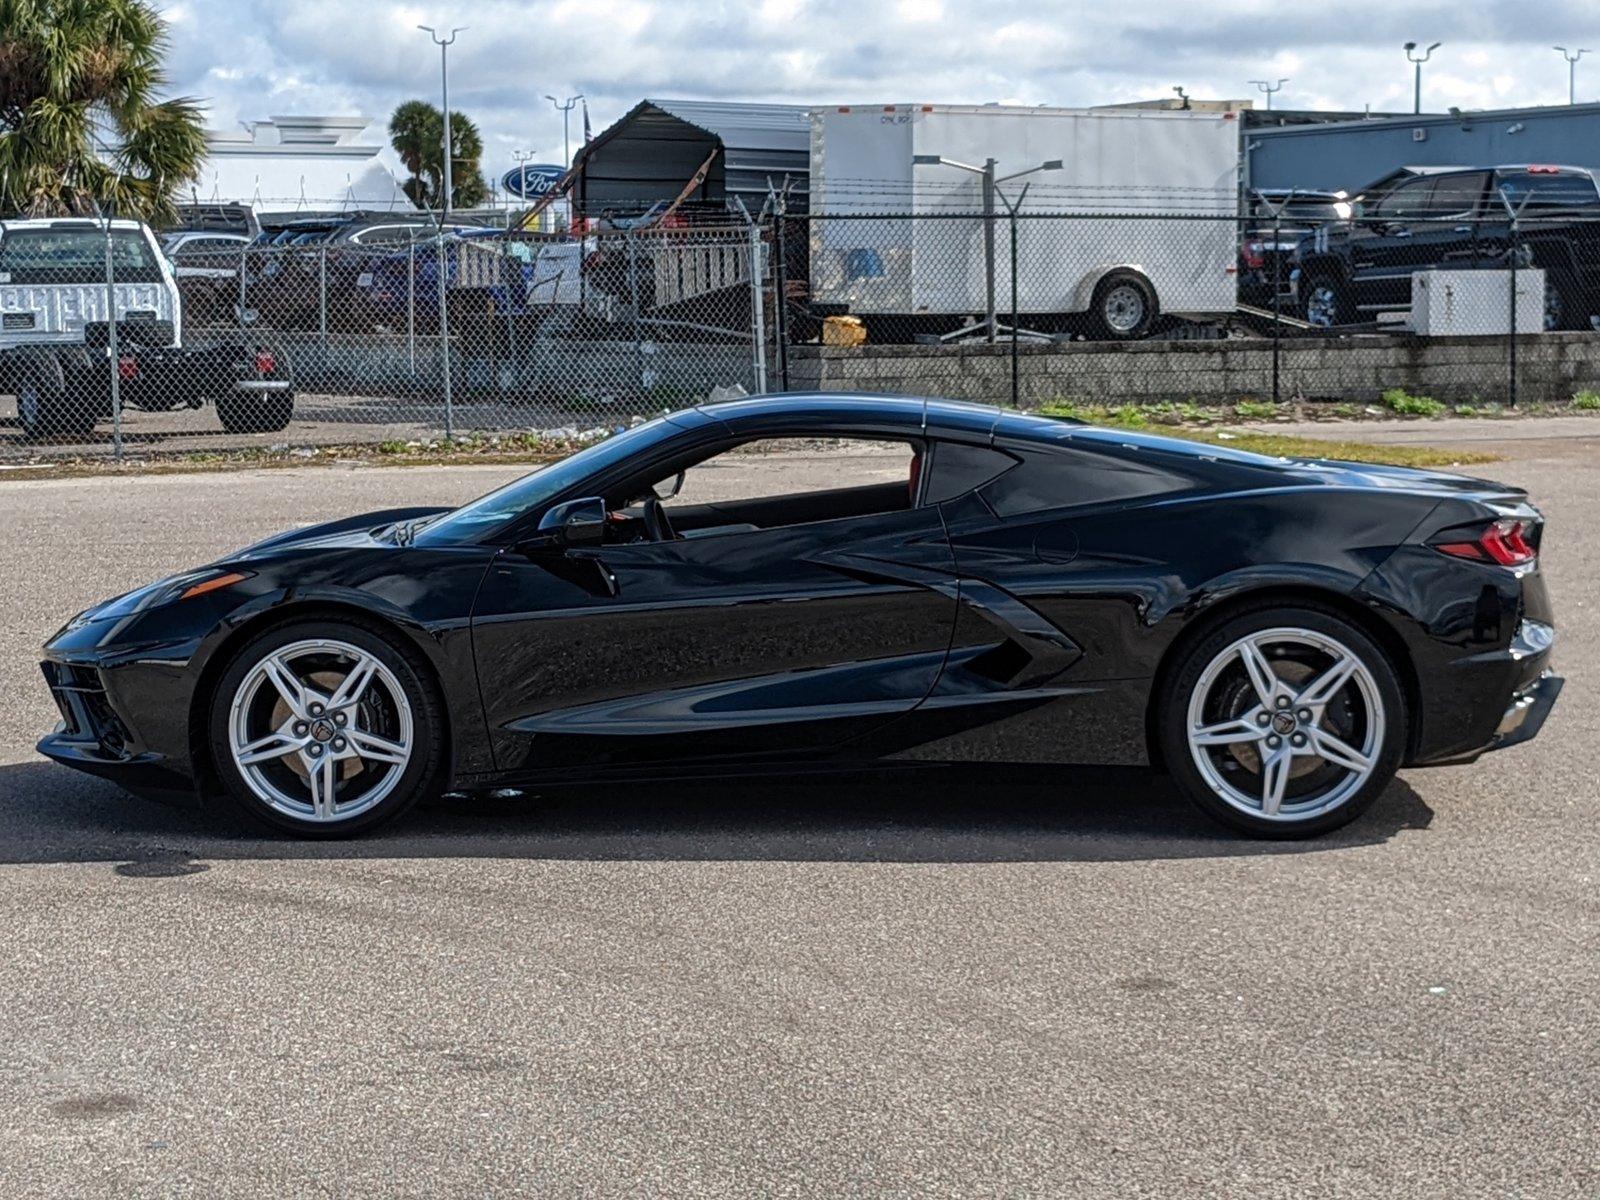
left=1555, top=46, right=1589, bottom=105
left=1404, top=41, right=1441, bottom=115
left=1249, top=78, right=1288, bottom=111
left=418, top=25, right=465, bottom=215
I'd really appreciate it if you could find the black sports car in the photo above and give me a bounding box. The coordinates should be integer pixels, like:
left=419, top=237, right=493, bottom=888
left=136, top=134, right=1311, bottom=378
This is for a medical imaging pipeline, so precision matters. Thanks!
left=39, top=395, right=1561, bottom=838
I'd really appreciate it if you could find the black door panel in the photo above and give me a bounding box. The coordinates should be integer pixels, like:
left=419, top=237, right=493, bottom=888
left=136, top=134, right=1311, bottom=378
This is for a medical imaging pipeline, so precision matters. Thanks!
left=471, top=506, right=958, bottom=774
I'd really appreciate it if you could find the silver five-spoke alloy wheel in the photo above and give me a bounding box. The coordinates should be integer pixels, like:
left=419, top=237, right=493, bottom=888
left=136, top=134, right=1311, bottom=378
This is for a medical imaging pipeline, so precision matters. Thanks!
left=1304, top=283, right=1341, bottom=328
left=1185, top=627, right=1384, bottom=823
left=228, top=638, right=414, bottom=824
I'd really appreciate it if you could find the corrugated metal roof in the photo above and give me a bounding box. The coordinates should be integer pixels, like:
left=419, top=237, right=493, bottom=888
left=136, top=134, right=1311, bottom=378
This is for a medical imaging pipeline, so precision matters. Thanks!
left=643, top=99, right=811, bottom=152
left=575, top=99, right=811, bottom=214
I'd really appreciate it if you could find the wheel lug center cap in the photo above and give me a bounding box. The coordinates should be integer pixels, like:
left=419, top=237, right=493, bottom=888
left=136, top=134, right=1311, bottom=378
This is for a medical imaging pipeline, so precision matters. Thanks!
left=1271, top=712, right=1298, bottom=736
left=310, top=719, right=336, bottom=743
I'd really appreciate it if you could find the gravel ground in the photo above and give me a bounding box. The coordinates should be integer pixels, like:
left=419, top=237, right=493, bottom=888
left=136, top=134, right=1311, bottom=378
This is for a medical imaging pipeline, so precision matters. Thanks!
left=0, top=432, right=1595, bottom=1198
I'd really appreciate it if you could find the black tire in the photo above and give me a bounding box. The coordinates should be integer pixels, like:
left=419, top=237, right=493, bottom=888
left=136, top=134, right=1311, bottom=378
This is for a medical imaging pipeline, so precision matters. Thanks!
left=1300, top=272, right=1353, bottom=328
left=1157, top=603, right=1406, bottom=839
left=217, top=388, right=294, bottom=434
left=17, top=359, right=97, bottom=440
left=207, top=618, right=445, bottom=837
left=1089, top=271, right=1157, bottom=340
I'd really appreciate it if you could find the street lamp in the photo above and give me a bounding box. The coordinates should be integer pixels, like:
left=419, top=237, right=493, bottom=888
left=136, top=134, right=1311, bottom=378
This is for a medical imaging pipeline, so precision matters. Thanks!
left=1249, top=78, right=1289, bottom=111
left=418, top=25, right=466, bottom=216
left=1404, top=41, right=1441, bottom=115
left=545, top=93, right=585, bottom=168
left=1555, top=46, right=1589, bottom=105
left=911, top=154, right=1063, bottom=343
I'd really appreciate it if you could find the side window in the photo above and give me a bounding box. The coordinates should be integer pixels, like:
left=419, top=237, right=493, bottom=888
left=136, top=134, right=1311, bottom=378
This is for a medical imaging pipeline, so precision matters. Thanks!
left=978, top=444, right=1191, bottom=518
left=642, top=437, right=923, bottom=538
left=1427, top=173, right=1488, bottom=218
left=1371, top=178, right=1433, bottom=220
left=1497, top=171, right=1600, bottom=210
left=923, top=442, right=1016, bottom=503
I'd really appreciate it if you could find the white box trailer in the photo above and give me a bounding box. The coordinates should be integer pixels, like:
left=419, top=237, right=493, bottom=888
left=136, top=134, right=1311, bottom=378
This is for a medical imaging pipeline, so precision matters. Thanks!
left=808, top=104, right=1240, bottom=338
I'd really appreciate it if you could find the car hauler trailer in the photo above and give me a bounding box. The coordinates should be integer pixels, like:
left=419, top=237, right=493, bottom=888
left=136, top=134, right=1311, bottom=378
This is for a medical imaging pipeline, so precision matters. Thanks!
left=808, top=104, right=1240, bottom=340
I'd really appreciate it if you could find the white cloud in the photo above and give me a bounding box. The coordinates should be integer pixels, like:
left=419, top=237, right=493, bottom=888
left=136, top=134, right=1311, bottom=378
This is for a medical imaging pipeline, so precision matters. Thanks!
left=157, top=0, right=1599, bottom=193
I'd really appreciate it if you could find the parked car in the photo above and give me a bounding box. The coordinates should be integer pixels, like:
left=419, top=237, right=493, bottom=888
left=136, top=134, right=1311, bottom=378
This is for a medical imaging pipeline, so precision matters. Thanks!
left=0, top=219, right=293, bottom=437
left=162, top=230, right=253, bottom=327
left=355, top=231, right=587, bottom=330
left=1237, top=188, right=1349, bottom=310
left=1290, top=164, right=1600, bottom=330
left=38, top=395, right=1559, bottom=839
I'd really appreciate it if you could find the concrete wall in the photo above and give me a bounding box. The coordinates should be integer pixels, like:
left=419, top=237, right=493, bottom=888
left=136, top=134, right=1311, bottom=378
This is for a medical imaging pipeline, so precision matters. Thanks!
left=789, top=334, right=1600, bottom=407
left=1245, top=103, right=1600, bottom=194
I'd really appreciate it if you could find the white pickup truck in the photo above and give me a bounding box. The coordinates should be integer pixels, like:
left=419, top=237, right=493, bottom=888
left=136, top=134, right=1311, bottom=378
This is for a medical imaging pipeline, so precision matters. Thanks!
left=0, top=218, right=293, bottom=439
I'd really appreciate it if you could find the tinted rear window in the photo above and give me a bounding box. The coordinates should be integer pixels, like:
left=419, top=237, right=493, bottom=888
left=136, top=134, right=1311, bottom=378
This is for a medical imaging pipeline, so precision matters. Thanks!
left=1497, top=171, right=1599, bottom=209
left=0, top=227, right=162, bottom=283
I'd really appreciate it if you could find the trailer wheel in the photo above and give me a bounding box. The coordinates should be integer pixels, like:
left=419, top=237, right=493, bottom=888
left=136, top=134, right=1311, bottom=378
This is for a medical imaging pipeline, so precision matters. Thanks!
left=1089, top=272, right=1157, bottom=340
left=17, top=358, right=96, bottom=440
left=217, top=389, right=295, bottom=434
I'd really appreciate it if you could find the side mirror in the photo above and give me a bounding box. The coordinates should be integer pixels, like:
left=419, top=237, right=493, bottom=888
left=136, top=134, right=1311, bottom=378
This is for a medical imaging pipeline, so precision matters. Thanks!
left=537, top=496, right=607, bottom=548
left=655, top=471, right=686, bottom=501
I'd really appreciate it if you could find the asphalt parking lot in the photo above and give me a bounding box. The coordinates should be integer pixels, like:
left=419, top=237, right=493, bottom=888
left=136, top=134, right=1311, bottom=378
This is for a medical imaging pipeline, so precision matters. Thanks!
left=0, top=432, right=1596, bottom=1197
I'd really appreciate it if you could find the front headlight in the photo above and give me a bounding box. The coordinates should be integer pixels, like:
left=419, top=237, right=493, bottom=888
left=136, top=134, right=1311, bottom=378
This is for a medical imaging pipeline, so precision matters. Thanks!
left=80, top=568, right=253, bottom=624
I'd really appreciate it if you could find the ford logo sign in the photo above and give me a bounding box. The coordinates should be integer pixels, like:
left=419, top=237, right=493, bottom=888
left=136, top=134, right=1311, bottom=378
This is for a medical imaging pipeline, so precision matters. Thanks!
left=502, top=163, right=567, bottom=199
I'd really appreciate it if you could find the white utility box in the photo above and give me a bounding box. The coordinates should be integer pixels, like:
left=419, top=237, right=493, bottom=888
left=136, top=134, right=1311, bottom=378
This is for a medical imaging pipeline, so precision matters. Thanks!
left=1410, top=269, right=1544, bottom=336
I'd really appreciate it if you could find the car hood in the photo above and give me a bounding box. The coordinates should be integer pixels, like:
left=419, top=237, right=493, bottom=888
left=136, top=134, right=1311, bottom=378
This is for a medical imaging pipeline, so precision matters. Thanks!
left=233, top=506, right=453, bottom=559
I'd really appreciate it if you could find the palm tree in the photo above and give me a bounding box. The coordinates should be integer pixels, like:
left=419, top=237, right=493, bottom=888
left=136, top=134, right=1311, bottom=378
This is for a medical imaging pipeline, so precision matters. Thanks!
left=388, top=100, right=489, bottom=209
left=0, top=0, right=207, bottom=222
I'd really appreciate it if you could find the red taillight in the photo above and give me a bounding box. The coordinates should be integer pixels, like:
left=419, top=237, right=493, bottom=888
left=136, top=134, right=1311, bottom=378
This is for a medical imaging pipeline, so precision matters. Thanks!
left=1241, top=241, right=1267, bottom=269
left=117, top=355, right=139, bottom=381
left=1435, top=518, right=1539, bottom=567
left=254, top=349, right=276, bottom=374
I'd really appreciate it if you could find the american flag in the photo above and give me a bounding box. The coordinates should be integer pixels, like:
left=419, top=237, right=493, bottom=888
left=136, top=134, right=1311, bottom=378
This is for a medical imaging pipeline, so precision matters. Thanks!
left=582, top=99, right=592, bottom=143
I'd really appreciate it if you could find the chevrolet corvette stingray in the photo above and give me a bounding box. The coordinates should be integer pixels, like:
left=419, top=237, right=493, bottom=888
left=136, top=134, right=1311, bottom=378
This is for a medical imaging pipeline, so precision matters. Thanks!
left=40, top=394, right=1561, bottom=838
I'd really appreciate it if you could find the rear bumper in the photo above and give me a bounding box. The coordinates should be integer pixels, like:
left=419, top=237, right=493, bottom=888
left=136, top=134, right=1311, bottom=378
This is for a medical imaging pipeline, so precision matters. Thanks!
left=1486, top=670, right=1563, bottom=753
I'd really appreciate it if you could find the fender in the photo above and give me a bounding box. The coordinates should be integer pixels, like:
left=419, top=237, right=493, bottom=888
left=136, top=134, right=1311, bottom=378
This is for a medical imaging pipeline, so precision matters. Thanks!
left=1069, top=263, right=1154, bottom=313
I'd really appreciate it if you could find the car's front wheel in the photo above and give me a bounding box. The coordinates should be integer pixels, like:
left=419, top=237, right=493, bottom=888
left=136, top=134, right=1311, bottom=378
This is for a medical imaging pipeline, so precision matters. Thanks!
left=208, top=620, right=444, bottom=836
left=1159, top=605, right=1405, bottom=838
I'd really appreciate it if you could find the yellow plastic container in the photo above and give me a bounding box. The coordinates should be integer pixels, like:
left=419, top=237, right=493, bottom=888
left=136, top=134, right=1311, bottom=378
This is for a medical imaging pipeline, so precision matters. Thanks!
left=822, top=315, right=867, bottom=346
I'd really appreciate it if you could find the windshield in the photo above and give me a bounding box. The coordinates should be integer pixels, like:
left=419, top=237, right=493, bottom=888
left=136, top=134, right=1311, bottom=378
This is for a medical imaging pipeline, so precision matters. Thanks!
left=413, top=418, right=677, bottom=545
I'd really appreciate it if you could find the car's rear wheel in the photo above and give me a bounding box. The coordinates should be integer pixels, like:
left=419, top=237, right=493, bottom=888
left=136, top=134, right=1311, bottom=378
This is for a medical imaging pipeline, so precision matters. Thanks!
left=208, top=621, right=443, bottom=836
left=17, top=364, right=96, bottom=440
left=1159, top=605, right=1404, bottom=837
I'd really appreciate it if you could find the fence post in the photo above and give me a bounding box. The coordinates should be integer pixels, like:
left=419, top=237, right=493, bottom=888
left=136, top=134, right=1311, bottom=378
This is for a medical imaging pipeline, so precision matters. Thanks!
left=407, top=241, right=416, bottom=378
left=437, top=233, right=454, bottom=439
left=1010, top=205, right=1020, bottom=409
left=103, top=217, right=122, bottom=462
left=1508, top=212, right=1519, bottom=408
left=774, top=205, right=790, bottom=391
left=626, top=229, right=646, bottom=400
left=748, top=219, right=768, bottom=394
left=237, top=241, right=249, bottom=334
left=1271, top=208, right=1282, bottom=406
left=317, top=242, right=328, bottom=350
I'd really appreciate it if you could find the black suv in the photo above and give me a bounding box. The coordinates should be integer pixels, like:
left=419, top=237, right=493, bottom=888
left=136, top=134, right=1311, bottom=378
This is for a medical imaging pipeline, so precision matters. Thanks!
left=1290, top=164, right=1600, bottom=330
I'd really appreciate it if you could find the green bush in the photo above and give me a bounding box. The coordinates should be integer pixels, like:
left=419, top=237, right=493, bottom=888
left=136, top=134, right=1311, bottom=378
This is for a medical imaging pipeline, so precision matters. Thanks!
left=1380, top=387, right=1446, bottom=417
left=1234, top=399, right=1278, bottom=420
left=1571, top=389, right=1600, bottom=410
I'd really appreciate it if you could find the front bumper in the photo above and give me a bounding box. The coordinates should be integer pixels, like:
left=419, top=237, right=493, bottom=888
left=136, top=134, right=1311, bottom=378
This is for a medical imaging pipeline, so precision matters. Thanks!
left=37, top=659, right=197, bottom=801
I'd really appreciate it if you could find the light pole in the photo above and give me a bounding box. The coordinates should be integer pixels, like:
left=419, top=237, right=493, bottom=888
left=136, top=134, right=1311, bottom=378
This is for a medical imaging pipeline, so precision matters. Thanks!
left=911, top=154, right=1062, bottom=343
left=545, top=93, right=585, bottom=168
left=1249, top=78, right=1288, bottom=111
left=1555, top=46, right=1589, bottom=105
left=418, top=25, right=465, bottom=215
left=1404, top=41, right=1441, bottom=115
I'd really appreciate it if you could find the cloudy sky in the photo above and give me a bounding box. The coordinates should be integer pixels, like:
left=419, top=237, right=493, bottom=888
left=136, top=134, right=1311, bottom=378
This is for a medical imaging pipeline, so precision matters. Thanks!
left=160, top=0, right=1598, bottom=188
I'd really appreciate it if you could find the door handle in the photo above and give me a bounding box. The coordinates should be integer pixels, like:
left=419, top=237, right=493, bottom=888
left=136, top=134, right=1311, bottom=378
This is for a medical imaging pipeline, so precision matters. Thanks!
left=1393, top=229, right=1412, bottom=238
left=1455, top=225, right=1474, bottom=233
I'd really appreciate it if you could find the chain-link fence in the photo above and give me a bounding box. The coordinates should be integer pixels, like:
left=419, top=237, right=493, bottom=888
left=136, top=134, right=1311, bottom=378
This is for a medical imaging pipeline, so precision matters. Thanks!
left=5, top=205, right=1600, bottom=461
